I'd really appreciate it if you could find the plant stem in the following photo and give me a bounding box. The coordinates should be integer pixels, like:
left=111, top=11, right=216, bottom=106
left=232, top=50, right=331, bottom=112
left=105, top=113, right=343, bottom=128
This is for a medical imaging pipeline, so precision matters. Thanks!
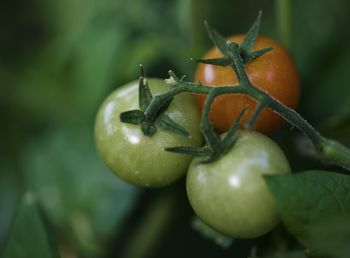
left=275, top=0, right=292, bottom=48
left=318, top=137, right=350, bottom=170
left=145, top=81, right=210, bottom=117
left=145, top=81, right=350, bottom=171
left=140, top=39, right=350, bottom=171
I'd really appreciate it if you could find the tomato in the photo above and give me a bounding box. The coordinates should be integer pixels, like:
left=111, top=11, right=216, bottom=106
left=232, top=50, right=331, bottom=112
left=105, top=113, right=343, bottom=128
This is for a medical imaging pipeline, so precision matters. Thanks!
left=195, top=35, right=300, bottom=133
left=186, top=130, right=291, bottom=238
left=95, top=79, right=203, bottom=187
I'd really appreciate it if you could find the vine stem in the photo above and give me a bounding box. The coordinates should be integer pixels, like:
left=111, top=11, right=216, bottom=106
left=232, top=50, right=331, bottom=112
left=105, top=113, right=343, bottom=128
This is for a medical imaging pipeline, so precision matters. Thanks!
left=143, top=44, right=350, bottom=171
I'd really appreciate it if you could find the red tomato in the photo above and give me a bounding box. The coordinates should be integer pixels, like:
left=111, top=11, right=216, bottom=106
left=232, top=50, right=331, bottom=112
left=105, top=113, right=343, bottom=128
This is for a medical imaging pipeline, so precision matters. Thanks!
left=195, top=35, right=300, bottom=133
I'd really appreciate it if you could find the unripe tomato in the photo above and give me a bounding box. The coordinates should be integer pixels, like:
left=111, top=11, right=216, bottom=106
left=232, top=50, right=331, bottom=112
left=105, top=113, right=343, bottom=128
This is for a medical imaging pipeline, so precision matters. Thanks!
left=186, top=130, right=291, bottom=238
left=95, top=79, right=203, bottom=187
left=195, top=35, right=300, bottom=133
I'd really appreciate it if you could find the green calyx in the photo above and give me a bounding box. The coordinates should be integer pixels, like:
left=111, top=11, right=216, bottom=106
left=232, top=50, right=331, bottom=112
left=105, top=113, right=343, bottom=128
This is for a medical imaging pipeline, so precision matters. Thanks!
left=197, top=11, right=272, bottom=68
left=120, top=12, right=271, bottom=162
left=166, top=12, right=272, bottom=163
left=166, top=105, right=247, bottom=163
left=120, top=65, right=189, bottom=137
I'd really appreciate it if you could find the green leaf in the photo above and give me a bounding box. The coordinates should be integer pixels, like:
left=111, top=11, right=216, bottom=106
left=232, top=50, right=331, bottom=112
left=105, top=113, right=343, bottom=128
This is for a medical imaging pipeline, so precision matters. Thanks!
left=120, top=110, right=145, bottom=125
left=2, top=192, right=57, bottom=258
left=304, top=213, right=350, bottom=258
left=23, top=128, right=139, bottom=256
left=265, top=170, right=350, bottom=249
left=156, top=114, right=189, bottom=137
left=191, top=216, right=234, bottom=249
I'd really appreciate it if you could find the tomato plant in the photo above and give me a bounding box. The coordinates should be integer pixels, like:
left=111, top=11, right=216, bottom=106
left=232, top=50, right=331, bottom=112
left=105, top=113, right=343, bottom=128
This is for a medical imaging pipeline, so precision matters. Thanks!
left=195, top=35, right=300, bottom=133
left=95, top=79, right=203, bottom=187
left=186, top=130, right=291, bottom=238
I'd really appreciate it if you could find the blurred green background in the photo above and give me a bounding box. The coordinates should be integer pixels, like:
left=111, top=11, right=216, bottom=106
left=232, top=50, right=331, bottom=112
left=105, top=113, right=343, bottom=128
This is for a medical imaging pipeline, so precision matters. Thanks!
left=1, top=0, right=350, bottom=257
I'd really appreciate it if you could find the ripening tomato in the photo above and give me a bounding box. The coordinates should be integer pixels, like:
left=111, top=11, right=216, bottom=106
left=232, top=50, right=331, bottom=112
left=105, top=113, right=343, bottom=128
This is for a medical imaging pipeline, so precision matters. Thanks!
left=186, top=130, right=291, bottom=238
left=195, top=35, right=300, bottom=133
left=95, top=79, right=203, bottom=187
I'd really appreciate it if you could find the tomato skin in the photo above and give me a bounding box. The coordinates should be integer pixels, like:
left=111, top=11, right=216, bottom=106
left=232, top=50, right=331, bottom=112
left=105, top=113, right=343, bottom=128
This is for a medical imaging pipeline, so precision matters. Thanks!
left=186, top=130, right=291, bottom=238
left=95, top=79, right=203, bottom=187
left=195, top=35, right=300, bottom=133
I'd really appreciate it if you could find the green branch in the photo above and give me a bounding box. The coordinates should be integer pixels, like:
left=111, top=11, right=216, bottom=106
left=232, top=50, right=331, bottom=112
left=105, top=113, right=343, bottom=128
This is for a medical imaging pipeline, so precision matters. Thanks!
left=119, top=12, right=350, bottom=171
left=142, top=50, right=350, bottom=170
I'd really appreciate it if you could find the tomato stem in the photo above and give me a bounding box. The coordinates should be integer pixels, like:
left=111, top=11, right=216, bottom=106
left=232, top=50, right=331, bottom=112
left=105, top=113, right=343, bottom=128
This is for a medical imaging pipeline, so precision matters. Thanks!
left=120, top=12, right=350, bottom=170
left=317, top=137, right=350, bottom=170
left=245, top=98, right=269, bottom=129
left=144, top=45, right=350, bottom=170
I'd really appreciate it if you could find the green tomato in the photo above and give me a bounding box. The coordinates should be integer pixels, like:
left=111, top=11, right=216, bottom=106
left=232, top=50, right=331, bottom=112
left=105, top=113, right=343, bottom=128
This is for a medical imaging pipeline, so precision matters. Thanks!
left=95, top=79, right=203, bottom=187
left=186, top=130, right=291, bottom=238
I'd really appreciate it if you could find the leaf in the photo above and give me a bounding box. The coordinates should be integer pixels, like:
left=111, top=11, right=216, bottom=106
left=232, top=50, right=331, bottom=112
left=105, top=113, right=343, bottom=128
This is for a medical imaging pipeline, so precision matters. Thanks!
left=265, top=171, right=350, bottom=249
left=22, top=128, right=139, bottom=256
left=191, top=216, right=234, bottom=249
left=2, top=192, right=57, bottom=258
left=304, top=214, right=350, bottom=258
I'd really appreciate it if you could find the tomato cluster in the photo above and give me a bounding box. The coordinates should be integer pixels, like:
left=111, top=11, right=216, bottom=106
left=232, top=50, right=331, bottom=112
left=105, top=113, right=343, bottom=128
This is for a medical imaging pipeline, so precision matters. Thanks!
left=95, top=33, right=298, bottom=238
